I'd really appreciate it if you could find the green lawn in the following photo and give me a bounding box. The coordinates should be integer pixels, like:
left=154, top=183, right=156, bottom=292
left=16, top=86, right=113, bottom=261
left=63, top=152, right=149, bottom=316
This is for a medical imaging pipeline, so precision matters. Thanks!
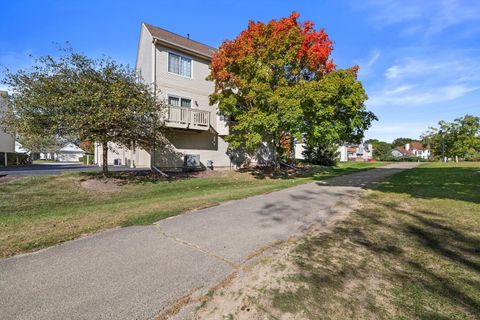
left=0, top=162, right=386, bottom=257
left=267, top=162, right=480, bottom=319
left=32, top=159, right=60, bottom=164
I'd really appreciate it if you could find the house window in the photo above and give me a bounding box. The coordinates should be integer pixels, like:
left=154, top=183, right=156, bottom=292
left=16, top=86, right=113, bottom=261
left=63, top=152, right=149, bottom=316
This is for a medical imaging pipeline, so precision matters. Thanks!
left=168, top=96, right=192, bottom=108
left=136, top=69, right=142, bottom=84
left=168, top=53, right=192, bottom=78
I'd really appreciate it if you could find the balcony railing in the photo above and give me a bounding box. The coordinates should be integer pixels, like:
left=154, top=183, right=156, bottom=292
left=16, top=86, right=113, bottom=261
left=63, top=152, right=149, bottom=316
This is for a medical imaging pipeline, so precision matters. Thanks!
left=165, top=106, right=210, bottom=131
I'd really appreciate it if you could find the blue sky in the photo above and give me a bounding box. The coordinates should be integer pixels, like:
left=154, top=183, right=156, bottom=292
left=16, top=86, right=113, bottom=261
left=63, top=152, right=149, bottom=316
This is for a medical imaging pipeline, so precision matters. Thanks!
left=1, top=0, right=479, bottom=142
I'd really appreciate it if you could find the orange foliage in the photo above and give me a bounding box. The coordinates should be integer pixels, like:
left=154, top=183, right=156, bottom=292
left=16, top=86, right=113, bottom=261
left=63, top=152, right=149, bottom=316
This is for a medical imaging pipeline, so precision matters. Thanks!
left=210, top=11, right=335, bottom=87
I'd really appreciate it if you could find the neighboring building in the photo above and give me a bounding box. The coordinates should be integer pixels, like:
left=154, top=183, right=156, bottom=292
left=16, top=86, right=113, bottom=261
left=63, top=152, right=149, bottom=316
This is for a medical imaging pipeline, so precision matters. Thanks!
left=337, top=143, right=373, bottom=162
left=294, top=142, right=306, bottom=160
left=15, top=141, right=28, bottom=154
left=293, top=142, right=373, bottom=162
left=46, top=143, right=86, bottom=162
left=391, top=141, right=430, bottom=159
left=391, top=147, right=410, bottom=158
left=17, top=141, right=86, bottom=162
left=0, top=91, right=15, bottom=166
left=95, top=23, right=250, bottom=171
left=406, top=142, right=430, bottom=159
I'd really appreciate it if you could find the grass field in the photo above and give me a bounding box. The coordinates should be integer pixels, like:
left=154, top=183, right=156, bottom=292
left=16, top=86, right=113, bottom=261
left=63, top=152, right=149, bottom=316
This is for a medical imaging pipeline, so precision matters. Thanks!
left=32, top=159, right=61, bottom=164
left=265, top=162, right=480, bottom=319
left=0, top=162, right=386, bottom=258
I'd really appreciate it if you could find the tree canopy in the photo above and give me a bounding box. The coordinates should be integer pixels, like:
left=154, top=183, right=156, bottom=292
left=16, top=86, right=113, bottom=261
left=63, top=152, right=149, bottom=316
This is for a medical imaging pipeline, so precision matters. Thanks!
left=422, top=115, right=480, bottom=160
left=365, top=139, right=392, bottom=160
left=391, top=137, right=417, bottom=147
left=209, top=12, right=376, bottom=169
left=1, top=48, right=168, bottom=173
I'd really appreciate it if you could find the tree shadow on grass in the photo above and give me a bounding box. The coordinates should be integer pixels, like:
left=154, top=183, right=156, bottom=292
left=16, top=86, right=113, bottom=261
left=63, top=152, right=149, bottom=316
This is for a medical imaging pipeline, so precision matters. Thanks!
left=238, top=164, right=381, bottom=181
left=351, top=201, right=480, bottom=317
left=318, top=165, right=479, bottom=204
left=378, top=166, right=480, bottom=204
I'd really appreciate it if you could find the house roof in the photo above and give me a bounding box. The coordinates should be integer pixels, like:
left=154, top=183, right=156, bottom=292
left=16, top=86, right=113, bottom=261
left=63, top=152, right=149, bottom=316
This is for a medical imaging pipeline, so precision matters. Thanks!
left=57, top=143, right=85, bottom=153
left=395, top=146, right=413, bottom=155
left=144, top=23, right=217, bottom=59
left=409, top=141, right=425, bottom=150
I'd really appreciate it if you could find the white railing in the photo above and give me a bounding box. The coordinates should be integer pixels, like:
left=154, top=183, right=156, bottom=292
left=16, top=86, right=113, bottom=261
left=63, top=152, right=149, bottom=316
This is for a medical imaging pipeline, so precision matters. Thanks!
left=166, top=106, right=210, bottom=130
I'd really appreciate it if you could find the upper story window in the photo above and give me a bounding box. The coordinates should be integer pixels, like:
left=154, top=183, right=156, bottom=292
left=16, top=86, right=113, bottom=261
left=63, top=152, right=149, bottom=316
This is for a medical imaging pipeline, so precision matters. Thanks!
left=136, top=69, right=143, bottom=84
left=168, top=52, right=192, bottom=78
left=168, top=96, right=192, bottom=108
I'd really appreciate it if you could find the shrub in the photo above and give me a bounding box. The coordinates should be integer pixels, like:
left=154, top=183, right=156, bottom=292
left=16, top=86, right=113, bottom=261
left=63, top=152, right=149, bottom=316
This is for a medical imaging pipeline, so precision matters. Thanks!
left=79, top=155, right=94, bottom=165
left=302, top=142, right=338, bottom=166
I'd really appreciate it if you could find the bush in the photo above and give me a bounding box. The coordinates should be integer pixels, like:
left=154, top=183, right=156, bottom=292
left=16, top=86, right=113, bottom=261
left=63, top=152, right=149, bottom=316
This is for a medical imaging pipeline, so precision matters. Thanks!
left=79, top=154, right=94, bottom=165
left=385, top=156, right=427, bottom=162
left=302, top=142, right=338, bottom=166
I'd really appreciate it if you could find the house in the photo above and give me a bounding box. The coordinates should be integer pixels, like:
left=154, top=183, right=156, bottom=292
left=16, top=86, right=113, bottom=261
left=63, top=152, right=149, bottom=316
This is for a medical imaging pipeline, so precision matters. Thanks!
left=0, top=91, right=15, bottom=166
left=406, top=142, right=430, bottom=159
left=46, top=143, right=86, bottom=162
left=95, top=23, right=239, bottom=171
left=293, top=142, right=373, bottom=162
left=391, top=146, right=411, bottom=158
left=15, top=141, right=86, bottom=162
left=337, top=143, right=373, bottom=162
left=391, top=141, right=430, bottom=159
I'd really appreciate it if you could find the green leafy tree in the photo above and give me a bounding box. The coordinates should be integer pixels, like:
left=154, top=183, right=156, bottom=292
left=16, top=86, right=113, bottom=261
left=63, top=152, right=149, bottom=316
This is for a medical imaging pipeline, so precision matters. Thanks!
left=451, top=115, right=480, bottom=159
left=391, top=137, right=417, bottom=147
left=16, top=135, right=62, bottom=159
left=422, top=115, right=480, bottom=160
left=209, top=12, right=375, bottom=170
left=300, top=68, right=376, bottom=158
left=365, top=139, right=392, bottom=160
left=1, top=48, right=168, bottom=174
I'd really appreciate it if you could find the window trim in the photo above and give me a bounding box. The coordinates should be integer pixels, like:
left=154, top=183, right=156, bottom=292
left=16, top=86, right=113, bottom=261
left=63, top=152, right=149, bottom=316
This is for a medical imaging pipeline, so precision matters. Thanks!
left=167, top=94, right=192, bottom=108
left=167, top=51, right=193, bottom=79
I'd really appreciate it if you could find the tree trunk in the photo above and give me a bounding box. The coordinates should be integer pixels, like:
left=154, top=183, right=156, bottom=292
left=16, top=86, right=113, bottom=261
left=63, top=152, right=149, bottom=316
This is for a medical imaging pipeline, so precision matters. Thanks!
left=102, top=142, right=108, bottom=176
left=272, top=138, right=280, bottom=175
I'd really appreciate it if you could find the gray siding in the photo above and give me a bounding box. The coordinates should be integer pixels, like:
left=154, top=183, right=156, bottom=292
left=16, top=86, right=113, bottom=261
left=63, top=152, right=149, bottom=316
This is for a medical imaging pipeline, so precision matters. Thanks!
left=0, top=92, right=15, bottom=153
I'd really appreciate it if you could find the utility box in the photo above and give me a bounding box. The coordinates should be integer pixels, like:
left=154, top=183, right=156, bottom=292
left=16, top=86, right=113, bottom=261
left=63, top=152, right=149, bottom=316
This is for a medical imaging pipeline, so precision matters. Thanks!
left=184, top=154, right=201, bottom=170
left=206, top=160, right=214, bottom=170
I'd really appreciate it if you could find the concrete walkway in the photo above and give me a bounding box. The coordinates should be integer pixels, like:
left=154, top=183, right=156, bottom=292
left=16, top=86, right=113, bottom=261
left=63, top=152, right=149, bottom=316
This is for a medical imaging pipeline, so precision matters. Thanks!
left=0, top=163, right=418, bottom=320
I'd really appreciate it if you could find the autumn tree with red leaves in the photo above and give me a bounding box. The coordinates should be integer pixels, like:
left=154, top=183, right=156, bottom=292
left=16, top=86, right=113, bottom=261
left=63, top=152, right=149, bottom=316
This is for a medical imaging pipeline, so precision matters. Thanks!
left=209, top=12, right=376, bottom=170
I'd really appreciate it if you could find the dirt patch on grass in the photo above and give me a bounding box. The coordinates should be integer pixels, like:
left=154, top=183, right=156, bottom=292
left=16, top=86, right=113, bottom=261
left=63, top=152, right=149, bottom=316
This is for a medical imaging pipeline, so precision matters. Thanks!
left=0, top=175, right=20, bottom=184
left=189, top=196, right=363, bottom=320
left=79, top=178, right=126, bottom=193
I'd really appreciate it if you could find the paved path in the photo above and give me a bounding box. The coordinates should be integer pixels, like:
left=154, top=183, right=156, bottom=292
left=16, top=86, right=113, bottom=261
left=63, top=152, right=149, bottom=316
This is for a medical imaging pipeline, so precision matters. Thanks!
left=0, top=163, right=418, bottom=320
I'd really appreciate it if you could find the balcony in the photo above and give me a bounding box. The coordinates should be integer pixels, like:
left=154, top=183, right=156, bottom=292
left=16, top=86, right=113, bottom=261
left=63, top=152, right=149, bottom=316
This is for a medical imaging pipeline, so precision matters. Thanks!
left=165, top=106, right=210, bottom=131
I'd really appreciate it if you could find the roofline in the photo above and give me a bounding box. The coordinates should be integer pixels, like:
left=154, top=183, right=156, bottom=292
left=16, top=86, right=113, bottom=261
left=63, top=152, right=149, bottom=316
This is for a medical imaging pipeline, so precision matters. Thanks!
left=134, top=22, right=147, bottom=72
left=144, top=22, right=216, bottom=50
left=152, top=37, right=213, bottom=61
left=142, top=22, right=216, bottom=60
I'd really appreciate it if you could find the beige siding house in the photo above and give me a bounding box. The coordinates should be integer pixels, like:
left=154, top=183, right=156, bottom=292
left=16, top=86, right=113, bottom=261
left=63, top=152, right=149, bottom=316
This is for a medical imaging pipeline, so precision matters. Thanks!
left=0, top=91, right=15, bottom=166
left=95, top=23, right=233, bottom=171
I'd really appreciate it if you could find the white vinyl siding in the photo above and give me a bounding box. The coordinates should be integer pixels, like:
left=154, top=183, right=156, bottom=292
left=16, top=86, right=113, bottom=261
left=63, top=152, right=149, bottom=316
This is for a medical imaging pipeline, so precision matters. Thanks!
left=168, top=52, right=192, bottom=78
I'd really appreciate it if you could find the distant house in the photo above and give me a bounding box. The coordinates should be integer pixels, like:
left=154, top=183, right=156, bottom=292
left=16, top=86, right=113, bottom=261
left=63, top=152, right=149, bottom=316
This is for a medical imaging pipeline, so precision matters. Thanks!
left=391, top=142, right=430, bottom=159
left=0, top=91, right=15, bottom=166
left=338, top=143, right=373, bottom=162
left=294, top=142, right=373, bottom=162
left=40, top=143, right=86, bottom=162
left=15, top=141, right=28, bottom=154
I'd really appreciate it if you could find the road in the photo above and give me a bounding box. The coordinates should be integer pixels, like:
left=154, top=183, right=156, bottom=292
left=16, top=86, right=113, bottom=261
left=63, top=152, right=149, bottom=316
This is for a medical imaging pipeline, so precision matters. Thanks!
left=0, top=163, right=148, bottom=176
left=0, top=163, right=418, bottom=320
